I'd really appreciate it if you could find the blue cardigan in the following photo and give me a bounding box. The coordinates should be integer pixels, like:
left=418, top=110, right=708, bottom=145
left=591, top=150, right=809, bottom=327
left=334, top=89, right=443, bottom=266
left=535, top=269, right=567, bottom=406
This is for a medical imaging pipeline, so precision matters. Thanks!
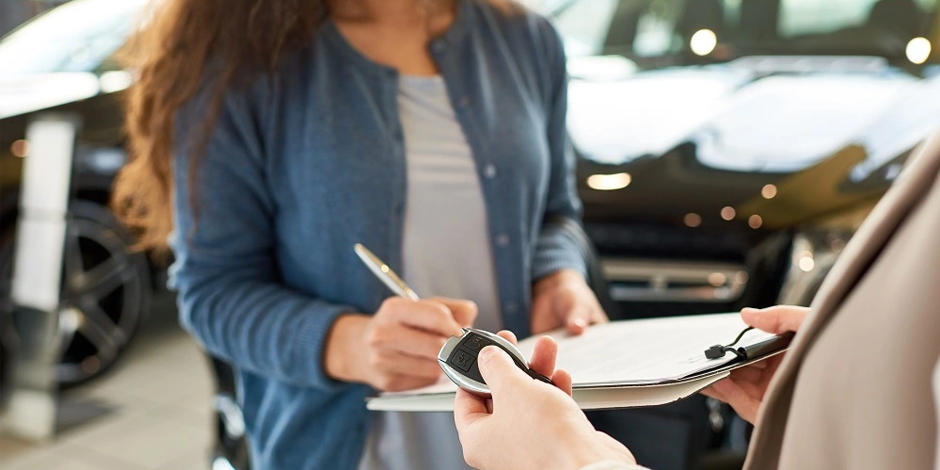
left=169, top=1, right=584, bottom=468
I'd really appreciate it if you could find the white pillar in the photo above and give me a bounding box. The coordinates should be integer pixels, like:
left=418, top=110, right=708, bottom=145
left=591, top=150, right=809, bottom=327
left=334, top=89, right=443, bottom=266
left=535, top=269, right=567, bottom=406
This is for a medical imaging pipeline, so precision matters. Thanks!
left=2, top=112, right=79, bottom=441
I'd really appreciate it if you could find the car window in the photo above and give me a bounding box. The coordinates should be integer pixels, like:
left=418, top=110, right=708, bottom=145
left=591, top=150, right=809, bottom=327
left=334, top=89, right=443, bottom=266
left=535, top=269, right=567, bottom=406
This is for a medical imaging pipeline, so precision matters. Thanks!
left=0, top=0, right=148, bottom=77
left=780, top=0, right=935, bottom=38
left=546, top=0, right=938, bottom=66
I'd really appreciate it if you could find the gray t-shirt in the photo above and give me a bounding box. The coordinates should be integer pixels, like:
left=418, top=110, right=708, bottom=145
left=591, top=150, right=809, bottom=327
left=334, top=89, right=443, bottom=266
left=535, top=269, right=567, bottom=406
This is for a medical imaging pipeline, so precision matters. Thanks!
left=357, top=75, right=503, bottom=470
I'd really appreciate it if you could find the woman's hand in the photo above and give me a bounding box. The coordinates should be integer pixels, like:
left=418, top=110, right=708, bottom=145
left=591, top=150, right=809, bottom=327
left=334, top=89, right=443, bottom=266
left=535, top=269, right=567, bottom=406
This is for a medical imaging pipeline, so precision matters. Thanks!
left=703, top=305, right=810, bottom=423
left=454, top=332, right=635, bottom=470
left=531, top=269, right=608, bottom=335
left=325, top=297, right=477, bottom=391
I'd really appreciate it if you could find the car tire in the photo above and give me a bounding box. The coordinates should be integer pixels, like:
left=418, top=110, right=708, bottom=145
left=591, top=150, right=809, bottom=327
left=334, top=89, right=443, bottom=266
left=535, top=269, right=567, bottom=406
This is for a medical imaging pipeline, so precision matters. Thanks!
left=55, top=200, right=152, bottom=388
left=0, top=200, right=152, bottom=389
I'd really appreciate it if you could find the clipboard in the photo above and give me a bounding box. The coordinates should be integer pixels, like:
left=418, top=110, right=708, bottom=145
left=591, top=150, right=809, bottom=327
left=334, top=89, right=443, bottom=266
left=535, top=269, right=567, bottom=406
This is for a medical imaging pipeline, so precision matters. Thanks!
left=365, top=312, right=793, bottom=412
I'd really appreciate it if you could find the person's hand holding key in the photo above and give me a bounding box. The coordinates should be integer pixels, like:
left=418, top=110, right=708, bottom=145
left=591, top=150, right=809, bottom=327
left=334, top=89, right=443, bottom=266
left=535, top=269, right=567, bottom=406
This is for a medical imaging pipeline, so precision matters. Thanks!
left=325, top=297, right=477, bottom=392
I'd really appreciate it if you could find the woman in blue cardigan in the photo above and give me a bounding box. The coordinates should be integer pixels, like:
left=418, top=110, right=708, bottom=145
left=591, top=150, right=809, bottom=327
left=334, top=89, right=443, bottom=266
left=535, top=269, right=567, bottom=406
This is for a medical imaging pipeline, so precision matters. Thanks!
left=115, top=0, right=607, bottom=468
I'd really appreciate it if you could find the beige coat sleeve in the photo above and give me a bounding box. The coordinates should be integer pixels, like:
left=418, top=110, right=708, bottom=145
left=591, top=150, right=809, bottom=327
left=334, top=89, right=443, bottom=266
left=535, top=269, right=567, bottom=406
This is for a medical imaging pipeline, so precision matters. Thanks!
left=934, top=356, right=940, bottom=470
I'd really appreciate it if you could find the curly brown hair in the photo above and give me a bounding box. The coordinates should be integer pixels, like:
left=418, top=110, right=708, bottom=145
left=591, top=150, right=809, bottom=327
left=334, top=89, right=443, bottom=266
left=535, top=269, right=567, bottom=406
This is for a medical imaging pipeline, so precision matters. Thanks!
left=112, top=0, right=513, bottom=256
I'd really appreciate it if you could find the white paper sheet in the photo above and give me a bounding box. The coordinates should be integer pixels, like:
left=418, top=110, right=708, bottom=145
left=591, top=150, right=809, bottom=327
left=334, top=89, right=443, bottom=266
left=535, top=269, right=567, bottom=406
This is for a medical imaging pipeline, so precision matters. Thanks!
left=527, top=312, right=775, bottom=386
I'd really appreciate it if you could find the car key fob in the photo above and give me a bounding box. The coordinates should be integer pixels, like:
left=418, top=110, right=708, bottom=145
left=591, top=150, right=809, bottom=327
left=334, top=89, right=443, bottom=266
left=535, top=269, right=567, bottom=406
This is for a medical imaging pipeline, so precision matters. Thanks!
left=438, top=328, right=553, bottom=397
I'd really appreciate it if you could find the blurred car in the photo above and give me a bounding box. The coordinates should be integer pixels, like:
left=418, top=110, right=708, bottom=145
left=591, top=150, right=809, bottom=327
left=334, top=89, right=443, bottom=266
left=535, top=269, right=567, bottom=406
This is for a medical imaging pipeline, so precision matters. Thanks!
left=547, top=0, right=940, bottom=318
left=544, top=2, right=940, bottom=466
left=0, top=0, right=153, bottom=391
left=1, top=0, right=939, bottom=468
left=541, top=0, right=940, bottom=468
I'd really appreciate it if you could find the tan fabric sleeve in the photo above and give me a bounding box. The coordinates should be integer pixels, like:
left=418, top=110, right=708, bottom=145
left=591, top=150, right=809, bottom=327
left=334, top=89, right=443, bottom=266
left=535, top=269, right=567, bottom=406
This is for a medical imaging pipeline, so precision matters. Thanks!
left=934, top=356, right=940, bottom=470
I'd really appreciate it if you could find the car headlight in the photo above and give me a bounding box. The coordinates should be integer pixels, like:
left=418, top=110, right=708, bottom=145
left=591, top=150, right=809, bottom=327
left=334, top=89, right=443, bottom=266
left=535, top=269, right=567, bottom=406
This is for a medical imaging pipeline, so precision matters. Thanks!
left=777, top=229, right=854, bottom=306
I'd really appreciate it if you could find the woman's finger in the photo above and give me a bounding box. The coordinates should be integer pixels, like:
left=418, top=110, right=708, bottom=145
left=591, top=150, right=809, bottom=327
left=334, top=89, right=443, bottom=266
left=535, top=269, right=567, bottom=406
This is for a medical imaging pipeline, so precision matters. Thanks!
left=381, top=324, right=448, bottom=360
left=565, top=302, right=591, bottom=335
left=528, top=336, right=558, bottom=378
left=591, top=306, right=610, bottom=324
left=391, top=299, right=464, bottom=337
left=374, top=353, right=442, bottom=379
left=431, top=297, right=479, bottom=329
left=378, top=374, right=442, bottom=392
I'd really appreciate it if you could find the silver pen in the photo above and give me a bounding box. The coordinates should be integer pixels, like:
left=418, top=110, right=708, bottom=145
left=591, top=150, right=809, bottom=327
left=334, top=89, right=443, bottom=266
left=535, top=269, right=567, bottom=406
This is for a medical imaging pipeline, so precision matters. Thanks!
left=354, top=243, right=420, bottom=301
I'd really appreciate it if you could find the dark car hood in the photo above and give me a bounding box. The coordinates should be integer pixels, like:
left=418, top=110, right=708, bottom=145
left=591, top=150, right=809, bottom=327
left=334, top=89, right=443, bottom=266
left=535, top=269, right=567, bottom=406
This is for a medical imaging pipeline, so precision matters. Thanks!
left=573, top=60, right=940, bottom=232
left=569, top=63, right=917, bottom=171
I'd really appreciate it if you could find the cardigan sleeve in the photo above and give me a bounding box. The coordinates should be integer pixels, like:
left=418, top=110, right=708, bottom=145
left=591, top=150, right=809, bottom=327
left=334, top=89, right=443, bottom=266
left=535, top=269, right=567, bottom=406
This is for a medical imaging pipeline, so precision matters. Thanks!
left=169, top=82, right=356, bottom=392
left=531, top=18, right=588, bottom=282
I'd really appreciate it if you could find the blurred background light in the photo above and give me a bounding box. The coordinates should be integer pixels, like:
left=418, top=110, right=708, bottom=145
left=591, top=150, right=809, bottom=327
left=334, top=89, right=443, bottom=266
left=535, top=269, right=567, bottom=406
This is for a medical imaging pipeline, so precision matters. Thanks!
left=11, top=139, right=28, bottom=157
left=684, top=212, right=702, bottom=227
left=799, top=256, right=815, bottom=272
left=690, top=29, right=717, bottom=56
left=587, top=172, right=631, bottom=190
left=707, top=272, right=727, bottom=287
left=720, top=206, right=736, bottom=220
left=761, top=184, right=778, bottom=199
left=906, top=37, right=931, bottom=65
left=748, top=214, right=763, bottom=229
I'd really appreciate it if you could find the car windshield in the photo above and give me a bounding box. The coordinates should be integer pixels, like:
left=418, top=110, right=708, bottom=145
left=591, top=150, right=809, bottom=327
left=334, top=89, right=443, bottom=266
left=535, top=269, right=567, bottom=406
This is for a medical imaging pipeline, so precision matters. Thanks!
left=0, top=0, right=148, bottom=77
left=546, top=0, right=939, bottom=67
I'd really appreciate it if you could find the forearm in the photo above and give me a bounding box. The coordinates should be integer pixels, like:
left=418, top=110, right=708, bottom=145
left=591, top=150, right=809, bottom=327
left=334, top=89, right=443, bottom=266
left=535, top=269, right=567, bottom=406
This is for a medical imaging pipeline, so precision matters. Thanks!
left=176, top=267, right=356, bottom=392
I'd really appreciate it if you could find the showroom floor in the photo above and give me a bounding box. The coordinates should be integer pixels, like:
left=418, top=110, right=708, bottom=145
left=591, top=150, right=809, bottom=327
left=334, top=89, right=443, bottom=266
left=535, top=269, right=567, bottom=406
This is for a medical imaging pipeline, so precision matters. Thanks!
left=0, top=301, right=216, bottom=470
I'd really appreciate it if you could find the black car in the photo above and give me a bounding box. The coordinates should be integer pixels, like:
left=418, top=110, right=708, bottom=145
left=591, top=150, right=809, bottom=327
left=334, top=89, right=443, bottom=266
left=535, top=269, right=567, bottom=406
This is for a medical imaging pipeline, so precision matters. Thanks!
left=549, top=0, right=940, bottom=317
left=1, top=0, right=938, bottom=468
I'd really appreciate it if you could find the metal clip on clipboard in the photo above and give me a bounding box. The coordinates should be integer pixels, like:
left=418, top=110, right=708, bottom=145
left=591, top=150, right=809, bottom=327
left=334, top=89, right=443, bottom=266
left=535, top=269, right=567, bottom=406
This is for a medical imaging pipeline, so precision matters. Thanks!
left=704, top=327, right=795, bottom=361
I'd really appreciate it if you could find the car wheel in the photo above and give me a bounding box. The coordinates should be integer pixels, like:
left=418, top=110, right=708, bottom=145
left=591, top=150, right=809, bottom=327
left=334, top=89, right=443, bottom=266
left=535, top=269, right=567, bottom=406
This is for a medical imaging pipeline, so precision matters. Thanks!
left=56, top=200, right=151, bottom=388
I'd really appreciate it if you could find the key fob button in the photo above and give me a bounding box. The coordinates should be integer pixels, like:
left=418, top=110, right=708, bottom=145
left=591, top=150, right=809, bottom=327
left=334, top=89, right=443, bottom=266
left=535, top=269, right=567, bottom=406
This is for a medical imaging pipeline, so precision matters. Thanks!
left=452, top=350, right=475, bottom=372
left=466, top=335, right=488, bottom=351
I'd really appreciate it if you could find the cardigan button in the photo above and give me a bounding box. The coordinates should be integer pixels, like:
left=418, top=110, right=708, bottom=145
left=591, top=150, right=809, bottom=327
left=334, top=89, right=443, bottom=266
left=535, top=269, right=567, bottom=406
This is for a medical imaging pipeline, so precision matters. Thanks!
left=483, top=164, right=497, bottom=179
left=495, top=234, right=510, bottom=247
